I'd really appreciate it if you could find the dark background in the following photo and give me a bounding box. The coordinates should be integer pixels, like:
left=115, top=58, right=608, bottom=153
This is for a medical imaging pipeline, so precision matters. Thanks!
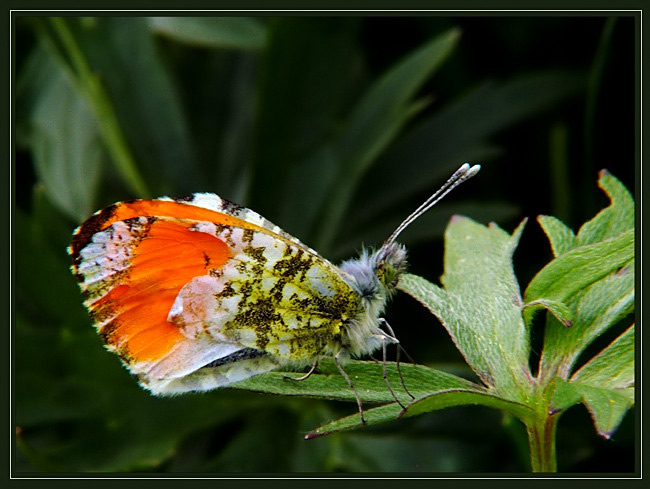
left=14, top=15, right=636, bottom=473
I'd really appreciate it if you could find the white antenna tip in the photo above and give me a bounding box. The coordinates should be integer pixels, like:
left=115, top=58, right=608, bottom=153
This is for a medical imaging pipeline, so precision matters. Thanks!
left=466, top=163, right=481, bottom=177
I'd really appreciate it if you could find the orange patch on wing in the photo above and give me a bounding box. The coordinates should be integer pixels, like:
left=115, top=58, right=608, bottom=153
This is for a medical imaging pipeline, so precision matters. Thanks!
left=91, top=219, right=230, bottom=364
left=70, top=199, right=271, bottom=270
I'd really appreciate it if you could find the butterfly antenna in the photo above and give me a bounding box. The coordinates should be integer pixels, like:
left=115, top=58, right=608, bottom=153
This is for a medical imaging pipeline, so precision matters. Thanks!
left=383, top=163, right=481, bottom=248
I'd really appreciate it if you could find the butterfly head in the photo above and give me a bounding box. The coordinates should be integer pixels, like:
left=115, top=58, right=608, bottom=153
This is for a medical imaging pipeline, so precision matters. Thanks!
left=374, top=241, right=408, bottom=291
left=340, top=164, right=481, bottom=315
left=340, top=241, right=407, bottom=300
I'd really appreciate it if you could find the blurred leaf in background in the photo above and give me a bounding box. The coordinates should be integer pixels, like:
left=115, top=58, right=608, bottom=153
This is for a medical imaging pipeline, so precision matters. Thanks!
left=14, top=15, right=635, bottom=473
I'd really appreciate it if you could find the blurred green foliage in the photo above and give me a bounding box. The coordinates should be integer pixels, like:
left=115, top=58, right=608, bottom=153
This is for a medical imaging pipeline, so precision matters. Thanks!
left=15, top=16, right=635, bottom=473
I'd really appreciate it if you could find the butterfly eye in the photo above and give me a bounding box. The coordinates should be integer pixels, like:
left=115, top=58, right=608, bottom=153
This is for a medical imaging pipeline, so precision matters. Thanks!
left=377, top=261, right=399, bottom=289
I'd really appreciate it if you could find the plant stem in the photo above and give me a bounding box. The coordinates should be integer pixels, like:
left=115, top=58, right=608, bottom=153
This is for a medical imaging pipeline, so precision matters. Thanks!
left=526, top=412, right=559, bottom=472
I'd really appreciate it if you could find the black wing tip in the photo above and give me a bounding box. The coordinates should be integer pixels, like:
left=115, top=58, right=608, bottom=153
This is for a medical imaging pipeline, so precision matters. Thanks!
left=69, top=204, right=119, bottom=263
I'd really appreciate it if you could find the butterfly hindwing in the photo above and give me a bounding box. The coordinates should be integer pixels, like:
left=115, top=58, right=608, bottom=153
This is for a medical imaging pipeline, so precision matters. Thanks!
left=143, top=349, right=282, bottom=394
left=168, top=220, right=362, bottom=362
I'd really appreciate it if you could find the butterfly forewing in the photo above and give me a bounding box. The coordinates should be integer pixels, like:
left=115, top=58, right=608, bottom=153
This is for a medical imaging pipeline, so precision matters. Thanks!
left=69, top=196, right=362, bottom=394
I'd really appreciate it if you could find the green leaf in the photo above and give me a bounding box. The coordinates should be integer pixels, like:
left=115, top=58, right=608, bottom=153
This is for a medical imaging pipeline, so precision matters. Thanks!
left=230, top=360, right=479, bottom=405
left=535, top=171, right=635, bottom=381
left=572, top=324, right=634, bottom=390
left=306, top=403, right=404, bottom=439
left=551, top=377, right=633, bottom=439
left=308, top=388, right=535, bottom=439
left=311, top=27, right=462, bottom=251
left=539, top=261, right=634, bottom=379
left=398, top=218, right=532, bottom=402
left=229, top=360, right=484, bottom=439
left=523, top=298, right=574, bottom=327
left=537, top=215, right=577, bottom=257
left=577, top=170, right=635, bottom=245
left=28, top=58, right=103, bottom=221
left=574, top=385, right=633, bottom=439
left=149, top=17, right=266, bottom=50
left=523, top=228, right=634, bottom=325
left=550, top=324, right=634, bottom=416
left=403, top=389, right=536, bottom=425
left=549, top=377, right=583, bottom=411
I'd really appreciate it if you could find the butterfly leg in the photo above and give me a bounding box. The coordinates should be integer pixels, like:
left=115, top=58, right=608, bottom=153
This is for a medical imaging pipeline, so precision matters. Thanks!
left=376, top=332, right=406, bottom=409
left=334, top=352, right=366, bottom=424
left=284, top=362, right=318, bottom=381
left=378, top=319, right=415, bottom=400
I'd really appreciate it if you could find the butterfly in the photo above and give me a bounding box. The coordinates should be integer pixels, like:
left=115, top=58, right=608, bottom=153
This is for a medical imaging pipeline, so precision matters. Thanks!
left=69, top=163, right=480, bottom=421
